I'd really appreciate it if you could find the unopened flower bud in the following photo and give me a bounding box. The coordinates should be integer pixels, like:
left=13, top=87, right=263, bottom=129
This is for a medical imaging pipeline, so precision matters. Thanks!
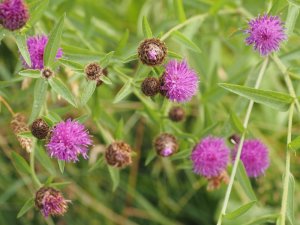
left=105, top=141, right=132, bottom=168
left=84, top=62, right=102, bottom=81
left=207, top=170, right=229, bottom=191
left=153, top=133, right=178, bottom=157
left=168, top=106, right=185, bottom=122
left=31, top=118, right=49, bottom=139
left=35, top=187, right=69, bottom=217
left=138, top=38, right=167, bottom=66
left=42, top=68, right=54, bottom=79
left=228, top=134, right=240, bottom=145
left=141, top=77, right=160, bottom=96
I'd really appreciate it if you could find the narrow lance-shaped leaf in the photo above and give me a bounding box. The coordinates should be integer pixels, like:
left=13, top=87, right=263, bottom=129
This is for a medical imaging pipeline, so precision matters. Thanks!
left=80, top=80, right=97, bottom=106
left=17, top=197, right=35, bottom=218
left=174, top=0, right=186, bottom=22
left=28, top=0, right=49, bottom=26
left=287, top=173, right=295, bottom=225
left=11, top=152, right=31, bottom=175
left=19, top=69, right=40, bottom=78
left=44, top=13, right=65, bottom=67
left=116, top=29, right=129, bottom=55
left=35, top=144, right=56, bottom=176
left=244, top=214, right=279, bottom=225
left=286, top=3, right=299, bottom=35
left=48, top=77, right=77, bottom=107
left=58, top=160, right=65, bottom=174
left=219, top=83, right=294, bottom=111
left=113, top=80, right=132, bottom=103
left=142, top=16, right=153, bottom=38
left=15, top=34, right=31, bottom=67
left=223, top=201, right=257, bottom=219
left=108, top=166, right=120, bottom=192
left=172, top=31, right=202, bottom=53
left=236, top=160, right=257, bottom=201
left=99, top=51, right=114, bottom=68
left=29, top=79, right=48, bottom=123
left=288, top=136, right=300, bottom=151
left=59, top=58, right=83, bottom=70
left=229, top=110, right=244, bottom=133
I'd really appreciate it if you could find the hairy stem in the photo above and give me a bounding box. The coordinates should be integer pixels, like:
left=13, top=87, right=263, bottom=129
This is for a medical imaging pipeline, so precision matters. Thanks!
left=280, top=102, right=294, bottom=225
left=217, top=57, right=269, bottom=225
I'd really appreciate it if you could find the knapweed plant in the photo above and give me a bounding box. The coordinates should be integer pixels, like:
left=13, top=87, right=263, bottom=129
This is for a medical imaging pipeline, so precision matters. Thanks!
left=0, top=0, right=300, bottom=224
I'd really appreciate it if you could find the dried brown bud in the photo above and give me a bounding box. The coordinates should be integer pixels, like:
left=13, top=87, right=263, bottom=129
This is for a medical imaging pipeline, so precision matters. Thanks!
left=168, top=106, right=185, bottom=122
left=141, top=77, right=160, bottom=96
left=85, top=62, right=102, bottom=81
left=158, top=75, right=167, bottom=96
left=105, top=141, right=132, bottom=168
left=42, top=68, right=54, bottom=79
left=228, top=134, right=240, bottom=145
left=153, top=133, right=178, bottom=157
left=10, top=113, right=32, bottom=152
left=35, top=187, right=69, bottom=217
left=31, top=118, right=50, bottom=139
left=207, top=170, right=229, bottom=191
left=138, top=38, right=167, bottom=66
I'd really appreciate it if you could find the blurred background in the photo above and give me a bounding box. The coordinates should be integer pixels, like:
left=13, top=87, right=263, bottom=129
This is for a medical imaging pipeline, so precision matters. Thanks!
left=0, top=0, right=300, bottom=224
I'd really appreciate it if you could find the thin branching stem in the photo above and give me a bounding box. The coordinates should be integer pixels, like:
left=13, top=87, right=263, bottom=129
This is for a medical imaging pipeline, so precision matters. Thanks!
left=30, top=140, right=42, bottom=188
left=217, top=57, right=269, bottom=225
left=0, top=96, right=15, bottom=116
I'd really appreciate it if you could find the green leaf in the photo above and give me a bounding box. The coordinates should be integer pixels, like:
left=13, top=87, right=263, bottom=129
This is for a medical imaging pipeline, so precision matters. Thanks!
left=287, top=173, right=295, bottom=225
left=49, top=77, right=77, bottom=107
left=80, top=80, right=97, bottom=106
left=15, top=34, right=31, bottom=68
left=142, top=16, right=153, bottom=38
left=174, top=0, right=186, bottom=22
left=17, top=131, right=33, bottom=138
left=244, top=213, right=279, bottom=225
left=48, top=181, right=72, bottom=188
left=17, top=197, right=34, bottom=218
left=168, top=51, right=183, bottom=59
left=113, top=80, right=132, bottom=103
left=59, top=58, right=83, bottom=70
left=58, top=160, right=65, bottom=174
left=44, top=13, right=65, bottom=67
left=36, top=145, right=56, bottom=175
left=29, top=79, right=48, bottom=123
left=28, top=0, right=49, bottom=26
left=236, top=160, right=257, bottom=201
left=75, top=114, right=90, bottom=123
left=19, top=69, right=40, bottom=78
left=114, top=119, right=124, bottom=140
left=229, top=110, right=244, bottom=133
left=286, top=3, right=300, bottom=35
left=99, top=75, right=113, bottom=85
left=108, top=166, right=120, bottom=191
left=11, top=152, right=31, bottom=175
left=0, top=29, right=8, bottom=43
left=172, top=31, right=201, bottom=53
left=145, top=150, right=156, bottom=166
left=116, top=29, right=129, bottom=55
left=288, top=136, right=300, bottom=151
left=219, top=83, right=294, bottom=111
left=99, top=51, right=114, bottom=68
left=223, top=201, right=256, bottom=219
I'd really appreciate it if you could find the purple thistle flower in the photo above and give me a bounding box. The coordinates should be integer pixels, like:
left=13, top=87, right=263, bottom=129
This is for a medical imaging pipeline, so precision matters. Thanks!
left=245, top=14, right=286, bottom=56
left=0, top=0, right=29, bottom=31
left=21, top=35, right=63, bottom=70
left=161, top=60, right=199, bottom=102
left=233, top=139, right=269, bottom=177
left=46, top=119, right=92, bottom=162
left=191, top=136, right=230, bottom=178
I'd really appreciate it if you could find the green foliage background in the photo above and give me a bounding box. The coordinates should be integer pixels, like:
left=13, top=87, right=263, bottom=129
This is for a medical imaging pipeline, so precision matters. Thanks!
left=0, top=0, right=300, bottom=224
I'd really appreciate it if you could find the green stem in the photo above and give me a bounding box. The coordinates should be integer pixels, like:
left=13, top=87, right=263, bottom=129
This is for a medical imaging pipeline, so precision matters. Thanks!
left=271, top=55, right=300, bottom=112
left=30, top=140, right=42, bottom=188
left=217, top=57, right=269, bottom=225
left=280, top=102, right=294, bottom=225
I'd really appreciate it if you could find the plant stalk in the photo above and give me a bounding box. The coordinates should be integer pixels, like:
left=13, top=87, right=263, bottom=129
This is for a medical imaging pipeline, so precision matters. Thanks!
left=30, top=140, right=42, bottom=188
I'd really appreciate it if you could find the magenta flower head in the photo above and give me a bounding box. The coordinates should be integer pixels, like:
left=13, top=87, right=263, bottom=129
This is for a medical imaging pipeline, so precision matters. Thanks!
left=233, top=139, right=269, bottom=177
left=22, top=35, right=63, bottom=70
left=46, top=119, right=92, bottom=162
left=191, top=136, right=230, bottom=178
left=245, top=14, right=286, bottom=56
left=161, top=60, right=199, bottom=102
left=35, top=187, right=69, bottom=217
left=0, top=0, right=29, bottom=31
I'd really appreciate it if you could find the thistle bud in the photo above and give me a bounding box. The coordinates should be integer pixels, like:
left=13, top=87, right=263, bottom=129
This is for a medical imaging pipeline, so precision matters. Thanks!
left=207, top=170, right=229, bottom=191
left=84, top=62, right=102, bottom=81
left=228, top=134, right=240, bottom=145
left=141, top=77, right=160, bottom=96
left=168, top=106, right=185, bottom=122
left=42, top=68, right=54, bottom=79
left=35, top=187, right=69, bottom=217
left=153, top=133, right=178, bottom=157
left=158, top=75, right=167, bottom=96
left=138, top=38, right=167, bottom=66
left=10, top=113, right=32, bottom=152
left=105, top=141, right=132, bottom=168
left=31, top=118, right=49, bottom=139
